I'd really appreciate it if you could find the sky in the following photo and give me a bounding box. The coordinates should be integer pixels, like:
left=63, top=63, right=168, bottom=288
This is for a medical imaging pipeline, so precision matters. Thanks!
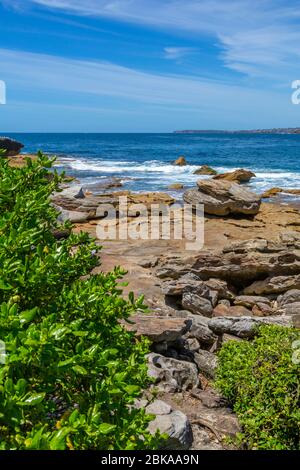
left=0, top=0, right=300, bottom=132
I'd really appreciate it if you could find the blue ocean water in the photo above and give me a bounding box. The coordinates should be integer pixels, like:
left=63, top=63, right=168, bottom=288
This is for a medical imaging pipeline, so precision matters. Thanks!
left=5, top=133, right=300, bottom=196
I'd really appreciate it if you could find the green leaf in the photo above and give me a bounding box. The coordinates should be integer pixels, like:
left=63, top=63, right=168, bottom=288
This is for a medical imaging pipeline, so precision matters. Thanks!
left=98, top=423, right=116, bottom=435
left=20, top=392, right=45, bottom=407
left=72, top=365, right=88, bottom=375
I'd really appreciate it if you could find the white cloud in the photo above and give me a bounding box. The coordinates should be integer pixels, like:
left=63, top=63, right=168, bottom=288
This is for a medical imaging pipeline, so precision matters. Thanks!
left=11, top=0, right=300, bottom=81
left=163, top=47, right=196, bottom=60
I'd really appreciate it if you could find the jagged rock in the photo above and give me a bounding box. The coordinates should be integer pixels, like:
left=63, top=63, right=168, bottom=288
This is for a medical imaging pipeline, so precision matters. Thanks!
left=213, top=168, right=256, bottom=184
left=148, top=405, right=193, bottom=450
left=184, top=314, right=217, bottom=346
left=0, top=137, right=24, bottom=156
left=234, top=295, right=271, bottom=308
left=244, top=275, right=300, bottom=295
left=194, top=350, right=218, bottom=379
left=193, top=165, right=217, bottom=175
left=147, top=353, right=199, bottom=392
left=184, top=180, right=261, bottom=216
left=122, top=315, right=191, bottom=344
left=208, top=315, right=293, bottom=338
left=182, top=288, right=213, bottom=317
left=173, top=156, right=187, bottom=166
left=74, top=188, right=85, bottom=199
left=204, top=279, right=235, bottom=300
left=277, top=289, right=300, bottom=307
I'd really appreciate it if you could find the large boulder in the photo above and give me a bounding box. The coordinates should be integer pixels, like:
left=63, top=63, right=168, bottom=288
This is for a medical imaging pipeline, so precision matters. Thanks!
left=0, top=137, right=24, bottom=156
left=213, top=169, right=256, bottom=183
left=183, top=180, right=261, bottom=216
left=122, top=315, right=191, bottom=345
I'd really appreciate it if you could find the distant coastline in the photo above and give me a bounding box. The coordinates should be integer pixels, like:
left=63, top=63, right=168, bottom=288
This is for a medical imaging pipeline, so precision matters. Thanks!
left=174, top=128, right=300, bottom=134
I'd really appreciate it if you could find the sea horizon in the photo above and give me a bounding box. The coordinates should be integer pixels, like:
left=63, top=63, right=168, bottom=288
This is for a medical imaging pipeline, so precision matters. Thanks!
left=3, top=132, right=300, bottom=199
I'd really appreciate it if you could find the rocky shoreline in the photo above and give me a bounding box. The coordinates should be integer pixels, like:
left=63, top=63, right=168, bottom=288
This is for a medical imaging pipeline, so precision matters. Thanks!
left=3, top=145, right=300, bottom=450
left=50, top=165, right=299, bottom=450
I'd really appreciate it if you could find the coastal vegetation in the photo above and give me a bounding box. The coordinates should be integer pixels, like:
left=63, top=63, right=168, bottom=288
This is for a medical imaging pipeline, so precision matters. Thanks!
left=216, top=325, right=300, bottom=450
left=0, top=152, right=159, bottom=450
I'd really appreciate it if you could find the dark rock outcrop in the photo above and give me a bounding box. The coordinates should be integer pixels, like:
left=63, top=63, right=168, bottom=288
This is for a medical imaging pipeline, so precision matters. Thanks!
left=0, top=137, right=24, bottom=156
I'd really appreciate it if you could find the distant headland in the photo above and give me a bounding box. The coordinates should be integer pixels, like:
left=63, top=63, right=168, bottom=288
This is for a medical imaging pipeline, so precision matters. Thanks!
left=174, top=128, right=300, bottom=134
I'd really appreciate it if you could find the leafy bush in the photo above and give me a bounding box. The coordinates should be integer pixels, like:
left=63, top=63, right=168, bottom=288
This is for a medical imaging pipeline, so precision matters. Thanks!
left=0, top=152, right=160, bottom=450
left=215, top=325, right=300, bottom=450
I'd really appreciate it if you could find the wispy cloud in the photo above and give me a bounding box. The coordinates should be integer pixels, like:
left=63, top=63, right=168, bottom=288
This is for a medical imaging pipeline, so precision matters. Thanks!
left=163, top=47, right=196, bottom=61
left=10, top=0, right=300, bottom=82
left=1, top=47, right=299, bottom=131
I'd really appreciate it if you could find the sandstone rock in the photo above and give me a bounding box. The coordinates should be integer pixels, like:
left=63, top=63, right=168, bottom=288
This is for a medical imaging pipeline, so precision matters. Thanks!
left=191, top=239, right=300, bottom=285
left=184, top=180, right=261, bottom=216
left=252, top=303, right=274, bottom=317
left=261, top=187, right=283, bottom=199
left=194, top=350, right=218, bottom=379
left=261, top=187, right=300, bottom=198
left=147, top=353, right=199, bottom=392
left=234, top=295, right=271, bottom=308
left=208, top=315, right=293, bottom=338
left=168, top=183, right=184, bottom=190
left=148, top=406, right=193, bottom=450
left=123, top=315, right=191, bottom=344
left=0, top=137, right=24, bottom=156
left=213, top=168, right=256, bottom=184
left=244, top=275, right=300, bottom=295
left=213, top=304, right=252, bottom=317
left=174, top=156, right=187, bottom=166
left=193, top=165, right=217, bottom=175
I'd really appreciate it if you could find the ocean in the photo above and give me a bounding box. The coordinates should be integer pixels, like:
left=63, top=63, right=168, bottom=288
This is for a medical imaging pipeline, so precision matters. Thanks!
left=5, top=133, right=300, bottom=198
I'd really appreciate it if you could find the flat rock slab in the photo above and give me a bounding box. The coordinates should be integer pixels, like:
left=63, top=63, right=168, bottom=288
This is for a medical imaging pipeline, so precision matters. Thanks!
left=123, top=315, right=192, bottom=343
left=208, top=315, right=293, bottom=338
left=184, top=179, right=261, bottom=216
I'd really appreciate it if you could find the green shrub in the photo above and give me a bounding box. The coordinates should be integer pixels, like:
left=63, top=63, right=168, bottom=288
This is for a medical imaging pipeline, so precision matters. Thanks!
left=0, top=152, right=160, bottom=450
left=215, top=325, right=300, bottom=450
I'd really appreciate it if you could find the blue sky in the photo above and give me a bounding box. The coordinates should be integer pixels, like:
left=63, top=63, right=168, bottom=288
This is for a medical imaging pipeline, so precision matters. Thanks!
left=0, top=0, right=300, bottom=132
